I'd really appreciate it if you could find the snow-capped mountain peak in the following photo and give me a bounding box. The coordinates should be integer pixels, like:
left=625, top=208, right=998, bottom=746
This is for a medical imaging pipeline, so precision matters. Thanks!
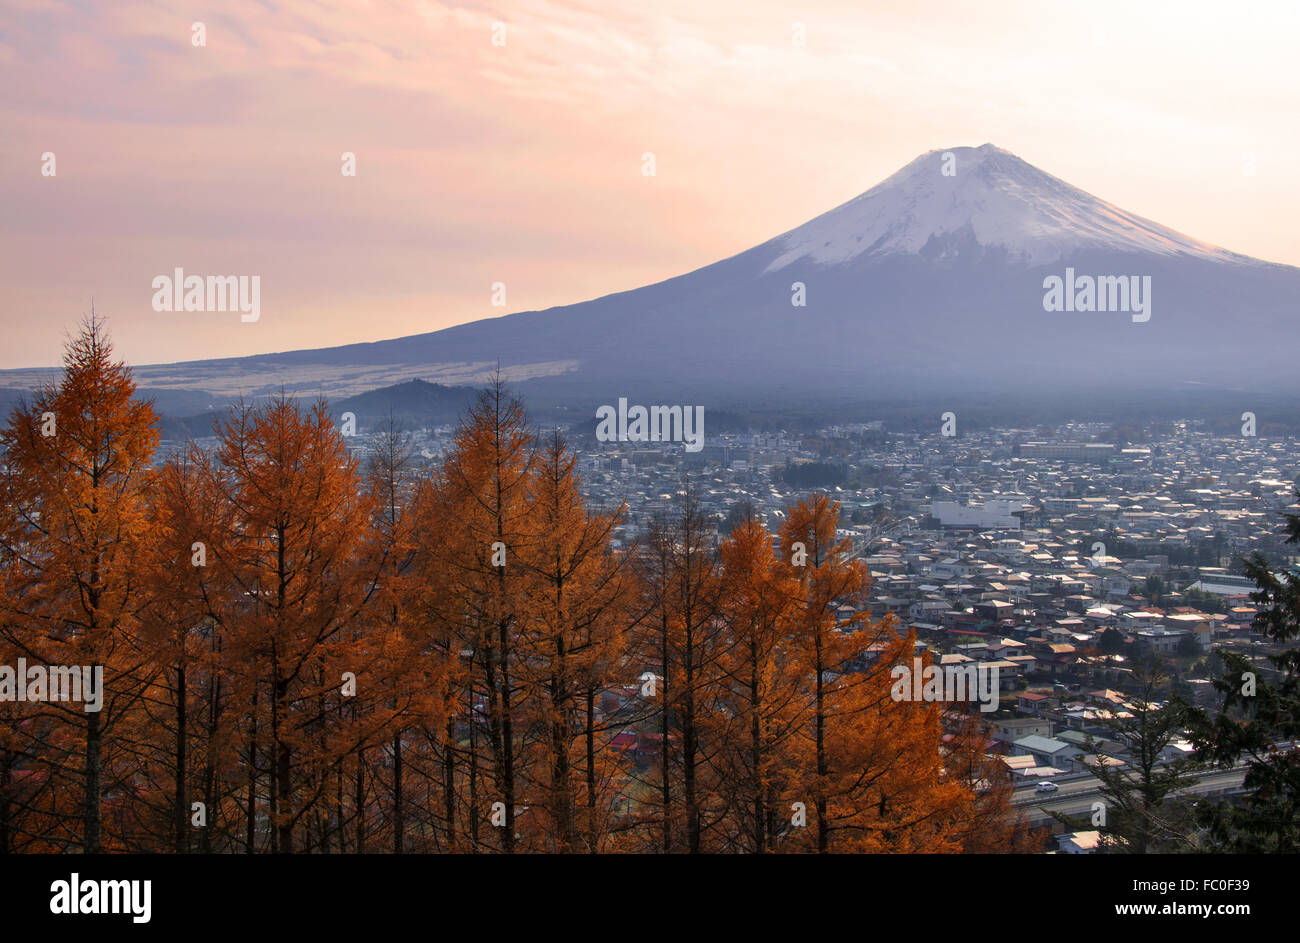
left=764, top=143, right=1241, bottom=270
left=7, top=144, right=1295, bottom=405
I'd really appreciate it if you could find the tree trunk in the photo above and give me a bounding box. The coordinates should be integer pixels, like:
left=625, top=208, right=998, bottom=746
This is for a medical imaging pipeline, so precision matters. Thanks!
left=274, top=674, right=291, bottom=854
left=684, top=607, right=699, bottom=854
left=245, top=695, right=257, bottom=854
left=496, top=620, right=517, bottom=853
left=0, top=747, right=11, bottom=854
left=201, top=671, right=220, bottom=854
left=585, top=684, right=596, bottom=852
left=355, top=747, right=365, bottom=853
left=750, top=641, right=763, bottom=854
left=174, top=663, right=187, bottom=853
left=659, top=609, right=671, bottom=853
left=468, top=685, right=480, bottom=850
left=550, top=630, right=574, bottom=851
left=84, top=710, right=102, bottom=853
left=443, top=713, right=456, bottom=851
left=815, top=634, right=828, bottom=853
left=392, top=730, right=403, bottom=854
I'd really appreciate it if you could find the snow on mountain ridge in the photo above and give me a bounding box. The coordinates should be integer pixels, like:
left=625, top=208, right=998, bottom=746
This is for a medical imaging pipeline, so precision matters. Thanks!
left=764, top=143, right=1244, bottom=270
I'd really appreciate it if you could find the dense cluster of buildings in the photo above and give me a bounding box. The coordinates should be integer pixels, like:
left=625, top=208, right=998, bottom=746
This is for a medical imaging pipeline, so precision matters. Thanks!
left=171, top=413, right=1298, bottom=849
left=569, top=418, right=1299, bottom=846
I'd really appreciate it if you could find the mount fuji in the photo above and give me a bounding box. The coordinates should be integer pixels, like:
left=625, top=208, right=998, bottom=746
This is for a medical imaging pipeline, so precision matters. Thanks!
left=766, top=144, right=1249, bottom=269
left=9, top=144, right=1299, bottom=408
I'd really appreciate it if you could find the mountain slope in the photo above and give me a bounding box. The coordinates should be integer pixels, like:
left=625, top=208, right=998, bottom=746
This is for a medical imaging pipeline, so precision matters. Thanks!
left=4, top=144, right=1296, bottom=404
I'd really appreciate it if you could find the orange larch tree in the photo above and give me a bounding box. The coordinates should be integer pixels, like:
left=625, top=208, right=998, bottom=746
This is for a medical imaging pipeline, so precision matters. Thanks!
left=0, top=317, right=159, bottom=852
left=358, top=416, right=448, bottom=854
left=136, top=448, right=237, bottom=852
left=516, top=429, right=629, bottom=852
left=628, top=487, right=728, bottom=852
left=423, top=377, right=537, bottom=851
left=715, top=511, right=803, bottom=852
left=778, top=493, right=973, bottom=853
left=209, top=394, right=379, bottom=853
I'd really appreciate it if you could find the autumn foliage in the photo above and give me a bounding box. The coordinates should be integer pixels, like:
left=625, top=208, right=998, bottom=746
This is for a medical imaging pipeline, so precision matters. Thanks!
left=0, top=321, right=1037, bottom=853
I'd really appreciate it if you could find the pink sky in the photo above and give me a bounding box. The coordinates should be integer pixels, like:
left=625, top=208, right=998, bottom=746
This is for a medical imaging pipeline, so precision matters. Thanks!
left=2, top=0, right=1297, bottom=369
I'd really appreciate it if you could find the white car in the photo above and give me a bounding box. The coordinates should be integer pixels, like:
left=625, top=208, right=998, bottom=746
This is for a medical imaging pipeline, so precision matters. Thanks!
left=1035, top=781, right=1060, bottom=793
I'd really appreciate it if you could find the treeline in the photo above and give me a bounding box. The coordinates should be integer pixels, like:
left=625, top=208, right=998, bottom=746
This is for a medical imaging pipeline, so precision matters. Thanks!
left=1081, top=533, right=1228, bottom=569
left=0, top=322, right=1035, bottom=854
left=780, top=461, right=847, bottom=488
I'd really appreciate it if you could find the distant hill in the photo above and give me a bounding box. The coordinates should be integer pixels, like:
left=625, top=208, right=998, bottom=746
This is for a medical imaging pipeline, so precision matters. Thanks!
left=153, top=379, right=478, bottom=441
left=135, top=388, right=234, bottom=417
left=328, top=379, right=477, bottom=430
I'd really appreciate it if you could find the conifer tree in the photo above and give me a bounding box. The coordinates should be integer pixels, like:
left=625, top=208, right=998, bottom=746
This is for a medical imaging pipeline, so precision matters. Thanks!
left=209, top=394, right=377, bottom=853
left=0, top=317, right=159, bottom=852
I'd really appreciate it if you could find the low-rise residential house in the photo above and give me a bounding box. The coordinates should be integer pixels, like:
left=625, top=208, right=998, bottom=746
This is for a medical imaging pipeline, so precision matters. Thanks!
left=1012, top=735, right=1085, bottom=770
left=1163, top=613, right=1213, bottom=651
left=1057, top=831, right=1101, bottom=854
left=1134, top=628, right=1191, bottom=654
left=989, top=637, right=1027, bottom=658
left=991, top=717, right=1053, bottom=744
left=1017, top=692, right=1053, bottom=715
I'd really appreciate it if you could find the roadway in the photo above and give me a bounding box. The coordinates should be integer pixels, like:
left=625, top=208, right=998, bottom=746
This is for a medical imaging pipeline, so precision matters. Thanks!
left=1012, top=765, right=1251, bottom=828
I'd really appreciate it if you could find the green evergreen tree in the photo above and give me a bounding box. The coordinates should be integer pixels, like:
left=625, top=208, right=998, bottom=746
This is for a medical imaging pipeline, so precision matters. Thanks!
left=1186, top=489, right=1300, bottom=852
left=1054, top=663, right=1199, bottom=852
